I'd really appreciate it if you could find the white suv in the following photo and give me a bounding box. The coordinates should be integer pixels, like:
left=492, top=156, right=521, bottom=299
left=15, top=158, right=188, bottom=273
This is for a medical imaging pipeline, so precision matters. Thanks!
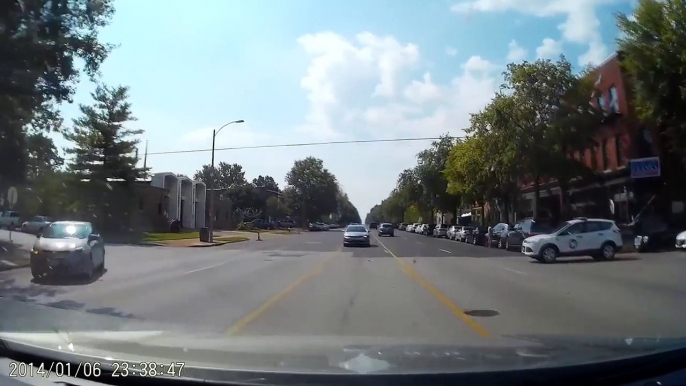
left=521, top=218, right=623, bottom=263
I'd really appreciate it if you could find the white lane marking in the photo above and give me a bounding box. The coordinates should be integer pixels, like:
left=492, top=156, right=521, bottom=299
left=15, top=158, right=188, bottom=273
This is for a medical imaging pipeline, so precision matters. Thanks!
left=439, top=249, right=451, bottom=254
left=499, top=267, right=526, bottom=275
left=305, top=241, right=321, bottom=245
left=416, top=241, right=423, bottom=245
left=183, top=261, right=229, bottom=275
left=384, top=249, right=391, bottom=254
left=1, top=260, right=18, bottom=266
left=401, top=236, right=407, bottom=239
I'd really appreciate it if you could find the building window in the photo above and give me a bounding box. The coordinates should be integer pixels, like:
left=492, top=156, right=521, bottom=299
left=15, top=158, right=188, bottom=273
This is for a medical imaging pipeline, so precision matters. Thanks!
left=597, top=93, right=606, bottom=113
left=615, top=134, right=623, bottom=167
left=602, top=139, right=609, bottom=170
left=608, top=86, right=619, bottom=113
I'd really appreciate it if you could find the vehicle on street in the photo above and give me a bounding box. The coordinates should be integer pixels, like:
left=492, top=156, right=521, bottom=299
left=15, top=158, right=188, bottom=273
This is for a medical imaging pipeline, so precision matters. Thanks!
left=466, top=226, right=489, bottom=245
left=369, top=222, right=378, bottom=229
left=378, top=223, right=395, bottom=237
left=447, top=225, right=460, bottom=240
left=455, top=226, right=473, bottom=242
left=501, top=218, right=553, bottom=251
left=277, top=219, right=297, bottom=228
left=522, top=218, right=623, bottom=263
left=343, top=224, right=371, bottom=247
left=632, top=214, right=684, bottom=253
left=21, top=215, right=52, bottom=234
left=398, top=223, right=407, bottom=230
left=422, top=224, right=436, bottom=236
left=0, top=210, right=21, bottom=230
left=251, top=218, right=275, bottom=230
left=433, top=224, right=449, bottom=238
left=676, top=230, right=686, bottom=250
left=416, top=224, right=427, bottom=234
left=29, top=221, right=105, bottom=280
left=487, top=223, right=510, bottom=248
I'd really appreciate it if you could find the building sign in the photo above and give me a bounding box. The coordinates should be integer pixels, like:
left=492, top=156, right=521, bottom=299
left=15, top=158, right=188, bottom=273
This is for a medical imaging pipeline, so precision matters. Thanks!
left=630, top=157, right=660, bottom=179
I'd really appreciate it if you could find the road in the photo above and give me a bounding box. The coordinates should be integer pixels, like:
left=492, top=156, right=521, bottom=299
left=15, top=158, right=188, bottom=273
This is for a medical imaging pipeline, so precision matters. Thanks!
left=1, top=229, right=685, bottom=344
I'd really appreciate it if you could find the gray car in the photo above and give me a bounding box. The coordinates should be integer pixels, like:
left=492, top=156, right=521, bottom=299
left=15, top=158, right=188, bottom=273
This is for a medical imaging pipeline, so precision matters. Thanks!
left=30, top=221, right=105, bottom=280
left=343, top=224, right=371, bottom=247
left=21, top=215, right=52, bottom=234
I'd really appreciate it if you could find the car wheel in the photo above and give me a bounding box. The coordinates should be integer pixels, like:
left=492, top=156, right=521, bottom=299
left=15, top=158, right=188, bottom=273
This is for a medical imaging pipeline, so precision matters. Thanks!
left=505, top=240, right=510, bottom=250
left=472, top=237, right=477, bottom=245
left=540, top=246, right=558, bottom=263
left=100, top=251, right=106, bottom=271
left=596, top=242, right=616, bottom=261
left=83, top=254, right=94, bottom=279
left=498, top=239, right=503, bottom=249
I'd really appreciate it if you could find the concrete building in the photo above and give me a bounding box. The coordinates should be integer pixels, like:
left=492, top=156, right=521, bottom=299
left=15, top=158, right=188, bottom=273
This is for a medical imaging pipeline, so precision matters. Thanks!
left=151, top=173, right=206, bottom=229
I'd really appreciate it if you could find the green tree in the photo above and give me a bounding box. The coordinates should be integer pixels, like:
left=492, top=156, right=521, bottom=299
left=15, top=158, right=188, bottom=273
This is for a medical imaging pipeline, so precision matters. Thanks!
left=252, top=175, right=279, bottom=192
left=285, top=157, right=339, bottom=226
left=194, top=162, right=247, bottom=190
left=336, top=192, right=362, bottom=224
left=264, top=195, right=288, bottom=220
left=25, top=132, right=64, bottom=179
left=415, top=135, right=462, bottom=222
left=617, top=0, right=686, bottom=188
left=0, top=0, right=114, bottom=183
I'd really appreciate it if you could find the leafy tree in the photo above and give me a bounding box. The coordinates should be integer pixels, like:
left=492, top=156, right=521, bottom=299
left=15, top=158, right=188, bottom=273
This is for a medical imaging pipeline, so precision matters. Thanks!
left=252, top=175, right=279, bottom=192
left=415, top=135, right=462, bottom=222
left=617, top=0, right=686, bottom=188
left=264, top=195, right=288, bottom=220
left=285, top=157, right=339, bottom=225
left=25, top=133, right=64, bottom=179
left=496, top=56, right=602, bottom=218
left=225, top=184, right=264, bottom=212
left=194, top=162, right=247, bottom=190
left=336, top=192, right=361, bottom=224
left=0, top=0, right=114, bottom=183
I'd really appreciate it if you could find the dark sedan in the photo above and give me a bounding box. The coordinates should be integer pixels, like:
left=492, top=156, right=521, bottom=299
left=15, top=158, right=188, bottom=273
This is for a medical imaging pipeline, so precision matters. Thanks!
left=378, top=223, right=395, bottom=237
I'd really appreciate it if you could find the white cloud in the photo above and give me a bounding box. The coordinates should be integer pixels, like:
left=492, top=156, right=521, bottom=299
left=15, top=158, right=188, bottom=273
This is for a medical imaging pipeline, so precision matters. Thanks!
left=506, top=39, right=527, bottom=62
left=291, top=32, right=500, bottom=215
left=445, top=46, right=458, bottom=56
left=450, top=0, right=624, bottom=66
left=536, top=38, right=563, bottom=59
left=579, top=37, right=610, bottom=65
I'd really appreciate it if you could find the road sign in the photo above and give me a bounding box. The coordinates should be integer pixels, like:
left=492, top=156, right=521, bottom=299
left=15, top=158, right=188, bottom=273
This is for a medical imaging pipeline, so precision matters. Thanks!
left=7, top=186, right=17, bottom=208
left=630, top=157, right=660, bottom=179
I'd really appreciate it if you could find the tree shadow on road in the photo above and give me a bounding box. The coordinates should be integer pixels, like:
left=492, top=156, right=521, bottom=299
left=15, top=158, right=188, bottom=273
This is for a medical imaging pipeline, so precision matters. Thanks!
left=0, top=278, right=67, bottom=303
left=31, top=269, right=108, bottom=286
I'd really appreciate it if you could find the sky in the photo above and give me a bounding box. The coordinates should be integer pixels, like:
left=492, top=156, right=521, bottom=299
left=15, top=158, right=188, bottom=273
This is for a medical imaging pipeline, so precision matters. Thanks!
left=55, top=0, right=636, bottom=219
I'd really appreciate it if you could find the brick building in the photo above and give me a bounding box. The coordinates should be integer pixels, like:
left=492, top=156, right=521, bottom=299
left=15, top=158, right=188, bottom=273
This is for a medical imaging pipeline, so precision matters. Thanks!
left=518, top=52, right=664, bottom=224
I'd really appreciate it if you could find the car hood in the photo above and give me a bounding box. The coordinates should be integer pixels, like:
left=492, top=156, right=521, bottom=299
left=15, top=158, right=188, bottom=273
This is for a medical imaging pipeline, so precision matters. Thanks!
left=34, top=237, right=87, bottom=251
left=523, top=234, right=553, bottom=243
left=344, top=232, right=368, bottom=237
left=1, top=299, right=684, bottom=379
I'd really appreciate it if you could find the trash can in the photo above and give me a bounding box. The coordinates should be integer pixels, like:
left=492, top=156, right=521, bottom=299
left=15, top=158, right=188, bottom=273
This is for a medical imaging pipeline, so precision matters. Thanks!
left=199, top=227, right=210, bottom=242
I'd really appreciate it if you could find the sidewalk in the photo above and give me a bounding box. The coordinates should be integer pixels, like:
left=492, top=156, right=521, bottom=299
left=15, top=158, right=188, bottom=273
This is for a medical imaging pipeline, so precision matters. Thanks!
left=0, top=240, right=30, bottom=272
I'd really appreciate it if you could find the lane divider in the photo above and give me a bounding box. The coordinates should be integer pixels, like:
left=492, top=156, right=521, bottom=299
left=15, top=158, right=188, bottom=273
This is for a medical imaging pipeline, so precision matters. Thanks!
left=373, top=235, right=491, bottom=338
left=439, top=249, right=451, bottom=254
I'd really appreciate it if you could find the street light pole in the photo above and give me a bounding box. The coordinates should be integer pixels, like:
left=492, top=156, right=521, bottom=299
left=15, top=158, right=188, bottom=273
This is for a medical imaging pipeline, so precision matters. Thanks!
left=208, top=119, right=244, bottom=242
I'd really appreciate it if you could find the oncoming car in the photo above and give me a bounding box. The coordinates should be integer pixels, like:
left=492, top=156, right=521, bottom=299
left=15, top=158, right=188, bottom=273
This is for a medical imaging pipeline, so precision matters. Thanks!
left=30, top=221, right=106, bottom=279
left=343, top=224, right=371, bottom=247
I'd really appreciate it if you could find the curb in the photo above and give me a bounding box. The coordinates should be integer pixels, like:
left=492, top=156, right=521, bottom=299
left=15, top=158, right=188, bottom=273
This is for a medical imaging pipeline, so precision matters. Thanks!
left=137, top=242, right=165, bottom=247
left=188, top=239, right=250, bottom=248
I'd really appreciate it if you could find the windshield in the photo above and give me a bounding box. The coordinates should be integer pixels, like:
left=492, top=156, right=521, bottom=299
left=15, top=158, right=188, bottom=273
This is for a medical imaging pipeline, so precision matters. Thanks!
left=42, top=224, right=90, bottom=239
left=548, top=221, right=572, bottom=234
left=1, top=0, right=683, bottom=377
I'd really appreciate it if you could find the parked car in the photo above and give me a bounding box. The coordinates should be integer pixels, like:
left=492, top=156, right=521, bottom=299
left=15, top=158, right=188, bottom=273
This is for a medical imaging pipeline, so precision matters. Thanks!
left=21, top=216, right=53, bottom=234
left=522, top=217, right=623, bottom=263
left=416, top=224, right=426, bottom=234
left=676, top=230, right=686, bottom=250
left=433, top=224, right=449, bottom=238
left=0, top=210, right=21, bottom=230
left=422, top=224, right=436, bottom=236
left=487, top=223, right=510, bottom=248
left=632, top=215, right=684, bottom=253
left=447, top=225, right=460, bottom=240
left=369, top=222, right=379, bottom=229
left=456, top=226, right=474, bottom=242
left=343, top=224, right=371, bottom=247
left=378, top=223, right=395, bottom=237
left=277, top=219, right=296, bottom=228
left=501, top=218, right=553, bottom=251
left=30, top=221, right=105, bottom=279
left=251, top=219, right=275, bottom=230
left=466, top=226, right=489, bottom=246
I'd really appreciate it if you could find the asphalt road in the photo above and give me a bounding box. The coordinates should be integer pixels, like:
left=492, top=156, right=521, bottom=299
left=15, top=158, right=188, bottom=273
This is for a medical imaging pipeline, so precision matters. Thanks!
left=1, top=229, right=685, bottom=344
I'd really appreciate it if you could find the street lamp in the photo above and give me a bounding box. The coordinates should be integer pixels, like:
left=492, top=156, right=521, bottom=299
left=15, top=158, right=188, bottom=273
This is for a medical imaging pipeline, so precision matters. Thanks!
left=208, top=119, right=244, bottom=242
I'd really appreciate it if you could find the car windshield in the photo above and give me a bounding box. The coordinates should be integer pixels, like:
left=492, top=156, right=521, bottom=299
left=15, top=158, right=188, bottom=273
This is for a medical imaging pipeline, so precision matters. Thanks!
left=2, top=0, right=684, bottom=377
left=549, top=221, right=572, bottom=234
left=42, top=223, right=90, bottom=239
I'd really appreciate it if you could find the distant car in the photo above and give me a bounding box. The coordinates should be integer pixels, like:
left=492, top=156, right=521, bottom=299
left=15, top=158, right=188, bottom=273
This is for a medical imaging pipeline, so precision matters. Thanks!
left=676, top=230, right=686, bottom=250
left=447, top=225, right=459, bottom=240
left=522, top=218, right=623, bottom=263
left=343, top=224, right=371, bottom=247
left=0, top=210, right=21, bottom=230
left=21, top=215, right=52, bottom=234
left=369, top=222, right=378, bottom=229
left=433, top=224, right=449, bottom=238
left=502, top=218, right=552, bottom=251
left=378, top=223, right=395, bottom=237
left=30, top=221, right=105, bottom=279
left=422, top=224, right=436, bottom=236
left=456, top=226, right=474, bottom=242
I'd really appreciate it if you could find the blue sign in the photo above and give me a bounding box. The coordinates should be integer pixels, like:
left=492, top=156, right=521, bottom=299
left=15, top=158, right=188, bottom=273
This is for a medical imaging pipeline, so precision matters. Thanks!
left=630, top=157, right=660, bottom=179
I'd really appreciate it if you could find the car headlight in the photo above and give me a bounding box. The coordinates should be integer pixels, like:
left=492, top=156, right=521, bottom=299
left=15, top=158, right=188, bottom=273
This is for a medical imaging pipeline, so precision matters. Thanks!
left=363, top=234, right=369, bottom=238
left=643, top=236, right=649, bottom=242
left=31, top=248, right=40, bottom=255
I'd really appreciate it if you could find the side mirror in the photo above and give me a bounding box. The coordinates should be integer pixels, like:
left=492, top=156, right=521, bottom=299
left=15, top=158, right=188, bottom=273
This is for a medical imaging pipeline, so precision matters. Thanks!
left=88, top=233, right=100, bottom=242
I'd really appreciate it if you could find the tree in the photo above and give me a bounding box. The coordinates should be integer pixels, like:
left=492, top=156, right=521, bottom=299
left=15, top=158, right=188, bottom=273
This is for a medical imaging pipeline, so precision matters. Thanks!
left=617, top=0, right=686, bottom=191
left=193, top=162, right=247, bottom=190
left=336, top=192, right=362, bottom=224
left=265, top=196, right=288, bottom=220
left=64, top=85, right=146, bottom=182
left=496, top=56, right=602, bottom=218
left=415, top=134, right=462, bottom=222
left=25, top=132, right=64, bottom=179
left=0, top=0, right=114, bottom=183
left=225, top=184, right=264, bottom=212
left=252, top=175, right=279, bottom=192
left=285, top=157, right=339, bottom=225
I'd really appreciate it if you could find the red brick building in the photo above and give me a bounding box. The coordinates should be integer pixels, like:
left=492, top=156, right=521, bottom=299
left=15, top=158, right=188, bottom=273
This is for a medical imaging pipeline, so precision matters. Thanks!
left=517, top=52, right=663, bottom=224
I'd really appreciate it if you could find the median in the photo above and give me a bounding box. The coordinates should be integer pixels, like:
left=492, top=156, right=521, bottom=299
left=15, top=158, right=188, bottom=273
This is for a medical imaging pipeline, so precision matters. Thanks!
left=141, top=231, right=250, bottom=247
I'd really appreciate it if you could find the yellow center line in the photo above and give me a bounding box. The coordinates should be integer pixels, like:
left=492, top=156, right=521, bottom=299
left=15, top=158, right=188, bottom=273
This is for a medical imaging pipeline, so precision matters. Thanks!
left=224, top=245, right=341, bottom=336
left=373, top=235, right=491, bottom=338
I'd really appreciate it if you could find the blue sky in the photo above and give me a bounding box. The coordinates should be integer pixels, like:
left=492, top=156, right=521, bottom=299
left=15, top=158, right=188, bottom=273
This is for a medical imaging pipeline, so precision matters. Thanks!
left=56, top=0, right=635, bottom=218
